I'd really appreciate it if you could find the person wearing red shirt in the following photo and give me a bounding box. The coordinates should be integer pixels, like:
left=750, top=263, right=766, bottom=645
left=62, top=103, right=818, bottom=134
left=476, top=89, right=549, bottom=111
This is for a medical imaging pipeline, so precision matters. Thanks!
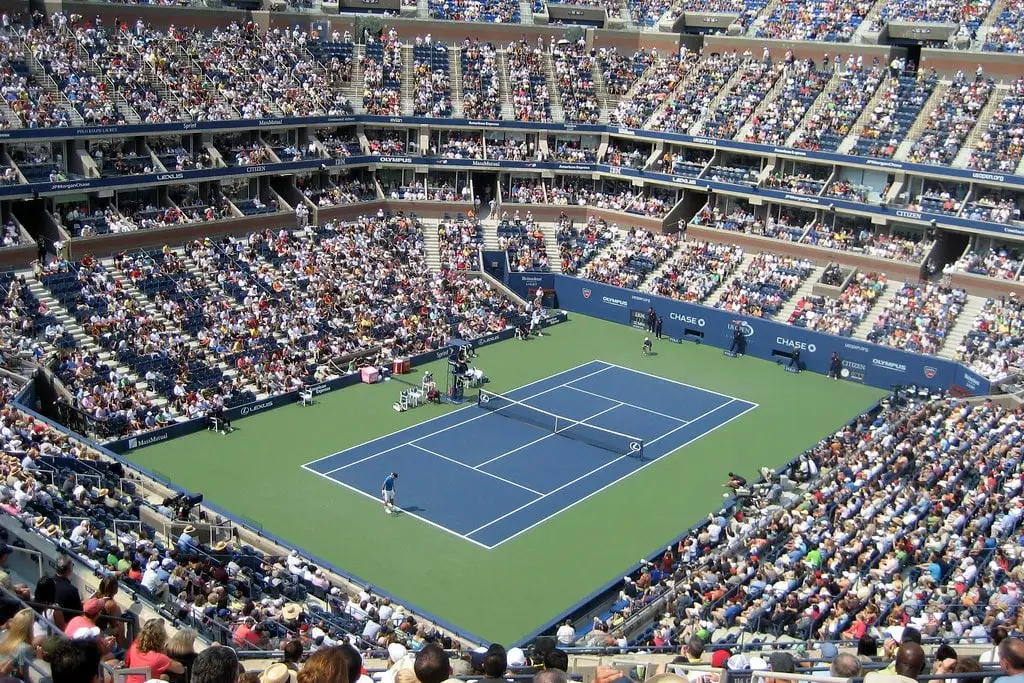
left=124, top=619, right=184, bottom=683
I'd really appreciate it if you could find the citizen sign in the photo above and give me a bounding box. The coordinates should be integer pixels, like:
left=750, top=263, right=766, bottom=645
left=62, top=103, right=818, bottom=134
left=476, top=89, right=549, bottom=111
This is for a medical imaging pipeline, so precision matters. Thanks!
left=669, top=312, right=705, bottom=327
left=776, top=337, right=816, bottom=353
left=240, top=400, right=275, bottom=416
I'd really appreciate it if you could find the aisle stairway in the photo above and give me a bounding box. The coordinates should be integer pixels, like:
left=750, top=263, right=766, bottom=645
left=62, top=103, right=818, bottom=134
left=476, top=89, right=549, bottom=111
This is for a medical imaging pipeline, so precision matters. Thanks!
left=938, top=293, right=987, bottom=359
left=775, top=268, right=821, bottom=322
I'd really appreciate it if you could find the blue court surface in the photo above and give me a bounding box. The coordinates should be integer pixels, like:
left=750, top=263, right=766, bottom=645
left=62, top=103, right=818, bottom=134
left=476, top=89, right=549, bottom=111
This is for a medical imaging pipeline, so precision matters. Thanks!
left=302, top=361, right=758, bottom=549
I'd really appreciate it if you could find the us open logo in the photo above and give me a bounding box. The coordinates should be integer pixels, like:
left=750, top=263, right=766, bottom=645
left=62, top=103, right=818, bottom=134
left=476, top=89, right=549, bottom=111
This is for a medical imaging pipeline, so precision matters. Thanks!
left=582, top=289, right=592, bottom=299
left=924, top=366, right=937, bottom=379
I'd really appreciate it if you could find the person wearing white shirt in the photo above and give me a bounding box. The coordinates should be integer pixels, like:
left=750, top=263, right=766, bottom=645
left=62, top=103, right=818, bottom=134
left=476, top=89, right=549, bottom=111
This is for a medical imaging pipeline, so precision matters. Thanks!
left=556, top=619, right=576, bottom=645
left=69, top=520, right=91, bottom=545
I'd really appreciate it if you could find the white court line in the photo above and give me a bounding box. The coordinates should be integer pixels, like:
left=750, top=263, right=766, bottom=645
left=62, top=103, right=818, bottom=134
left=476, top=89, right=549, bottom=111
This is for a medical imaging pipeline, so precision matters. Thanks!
left=410, top=443, right=543, bottom=496
left=471, top=399, right=760, bottom=547
left=599, top=360, right=747, bottom=403
left=303, top=360, right=610, bottom=468
left=299, top=463, right=493, bottom=550
left=563, top=384, right=689, bottom=424
left=466, top=398, right=740, bottom=537
left=318, top=364, right=615, bottom=475
left=474, top=401, right=629, bottom=469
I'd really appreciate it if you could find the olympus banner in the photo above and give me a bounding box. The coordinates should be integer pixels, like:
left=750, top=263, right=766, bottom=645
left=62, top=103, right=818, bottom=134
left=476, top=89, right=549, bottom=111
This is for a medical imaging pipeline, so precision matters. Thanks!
left=507, top=273, right=991, bottom=396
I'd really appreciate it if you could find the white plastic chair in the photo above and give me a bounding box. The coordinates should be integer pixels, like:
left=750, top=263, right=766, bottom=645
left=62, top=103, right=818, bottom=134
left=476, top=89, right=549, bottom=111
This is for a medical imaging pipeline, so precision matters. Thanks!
left=408, top=388, right=423, bottom=407
left=299, top=388, right=314, bottom=406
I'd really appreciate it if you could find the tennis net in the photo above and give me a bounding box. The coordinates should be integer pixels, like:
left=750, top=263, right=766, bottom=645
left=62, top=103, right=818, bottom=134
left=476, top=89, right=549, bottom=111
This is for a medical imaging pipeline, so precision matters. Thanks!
left=477, top=390, right=644, bottom=459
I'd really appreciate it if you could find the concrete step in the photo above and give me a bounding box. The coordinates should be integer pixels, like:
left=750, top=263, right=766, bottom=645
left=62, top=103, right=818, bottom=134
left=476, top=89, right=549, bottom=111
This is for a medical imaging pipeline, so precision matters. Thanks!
left=776, top=268, right=820, bottom=322
left=938, top=293, right=987, bottom=359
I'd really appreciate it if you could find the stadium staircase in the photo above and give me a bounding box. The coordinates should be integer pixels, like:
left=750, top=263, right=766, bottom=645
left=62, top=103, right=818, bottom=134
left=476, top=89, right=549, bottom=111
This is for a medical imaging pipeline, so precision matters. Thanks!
left=854, top=3, right=886, bottom=41
left=401, top=44, right=416, bottom=117
left=893, top=81, right=949, bottom=161
left=166, top=38, right=245, bottom=119
left=852, top=300, right=889, bottom=340
left=836, top=76, right=891, bottom=154
left=591, top=64, right=614, bottom=124
left=24, top=276, right=166, bottom=410
left=618, top=1, right=637, bottom=29
left=19, top=47, right=86, bottom=127
left=424, top=222, right=443, bottom=271
left=104, top=254, right=249, bottom=394
left=497, top=51, right=515, bottom=121
left=1017, top=149, right=1024, bottom=177
left=937, top=292, right=987, bottom=359
left=975, top=0, right=1007, bottom=49
left=544, top=52, right=566, bottom=123
left=63, top=26, right=142, bottom=125
left=450, top=49, right=464, bottom=106
left=747, top=0, right=785, bottom=36
left=784, top=68, right=847, bottom=148
left=688, top=63, right=752, bottom=136
left=953, top=81, right=1007, bottom=168
left=775, top=267, right=821, bottom=321
left=0, top=98, right=21, bottom=128
left=349, top=45, right=368, bottom=116
left=519, top=0, right=536, bottom=23
left=736, top=64, right=831, bottom=142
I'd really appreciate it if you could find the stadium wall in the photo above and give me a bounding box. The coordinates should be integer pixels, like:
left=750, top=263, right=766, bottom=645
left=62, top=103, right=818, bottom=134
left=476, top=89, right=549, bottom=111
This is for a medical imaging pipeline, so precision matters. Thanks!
left=507, top=273, right=992, bottom=396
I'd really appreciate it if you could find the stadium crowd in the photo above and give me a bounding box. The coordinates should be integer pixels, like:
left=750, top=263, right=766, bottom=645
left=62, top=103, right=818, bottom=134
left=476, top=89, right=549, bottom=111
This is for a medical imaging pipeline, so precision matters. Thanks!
left=714, top=253, right=813, bottom=318
left=868, top=283, right=967, bottom=355
left=788, top=271, right=888, bottom=336
left=645, top=241, right=744, bottom=303
left=579, top=228, right=676, bottom=289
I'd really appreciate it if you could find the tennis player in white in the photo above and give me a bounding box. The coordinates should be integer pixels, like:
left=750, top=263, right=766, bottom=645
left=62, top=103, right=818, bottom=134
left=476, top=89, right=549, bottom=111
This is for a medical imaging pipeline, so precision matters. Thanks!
left=381, top=472, right=398, bottom=514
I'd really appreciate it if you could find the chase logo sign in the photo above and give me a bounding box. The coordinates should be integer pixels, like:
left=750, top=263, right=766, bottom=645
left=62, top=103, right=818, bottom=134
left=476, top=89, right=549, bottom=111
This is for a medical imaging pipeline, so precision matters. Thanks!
left=776, top=337, right=816, bottom=353
left=729, top=320, right=754, bottom=338
left=669, top=312, right=705, bottom=327
left=582, top=288, right=592, bottom=299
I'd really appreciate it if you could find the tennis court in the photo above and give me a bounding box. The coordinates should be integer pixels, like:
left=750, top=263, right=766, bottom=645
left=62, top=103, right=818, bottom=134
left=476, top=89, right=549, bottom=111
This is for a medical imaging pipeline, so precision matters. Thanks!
left=302, top=360, right=758, bottom=549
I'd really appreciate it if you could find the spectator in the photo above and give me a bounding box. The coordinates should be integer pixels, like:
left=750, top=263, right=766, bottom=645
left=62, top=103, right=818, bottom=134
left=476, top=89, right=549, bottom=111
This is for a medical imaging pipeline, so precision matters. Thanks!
left=831, top=654, right=862, bottom=678
left=50, top=639, right=102, bottom=683
left=996, top=639, right=1024, bottom=683
left=535, top=671, right=570, bottom=683
left=415, top=644, right=451, bottom=683
left=54, top=556, right=83, bottom=622
left=544, top=650, right=569, bottom=672
left=165, top=628, right=199, bottom=683
left=124, top=619, right=185, bottom=683
left=193, top=646, right=241, bottom=683
left=298, top=646, right=350, bottom=683
left=865, top=643, right=925, bottom=683
left=0, top=608, right=38, bottom=679
left=280, top=640, right=304, bottom=673
left=556, top=619, right=575, bottom=645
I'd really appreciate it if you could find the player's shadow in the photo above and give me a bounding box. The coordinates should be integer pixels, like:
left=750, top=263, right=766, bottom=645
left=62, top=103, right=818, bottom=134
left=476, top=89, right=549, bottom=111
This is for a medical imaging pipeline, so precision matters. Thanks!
left=647, top=351, right=659, bottom=356
left=401, top=506, right=425, bottom=513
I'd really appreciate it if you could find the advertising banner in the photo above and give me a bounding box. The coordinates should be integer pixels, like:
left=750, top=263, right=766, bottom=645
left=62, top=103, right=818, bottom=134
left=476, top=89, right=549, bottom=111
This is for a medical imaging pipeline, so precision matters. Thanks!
left=509, top=273, right=992, bottom=396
